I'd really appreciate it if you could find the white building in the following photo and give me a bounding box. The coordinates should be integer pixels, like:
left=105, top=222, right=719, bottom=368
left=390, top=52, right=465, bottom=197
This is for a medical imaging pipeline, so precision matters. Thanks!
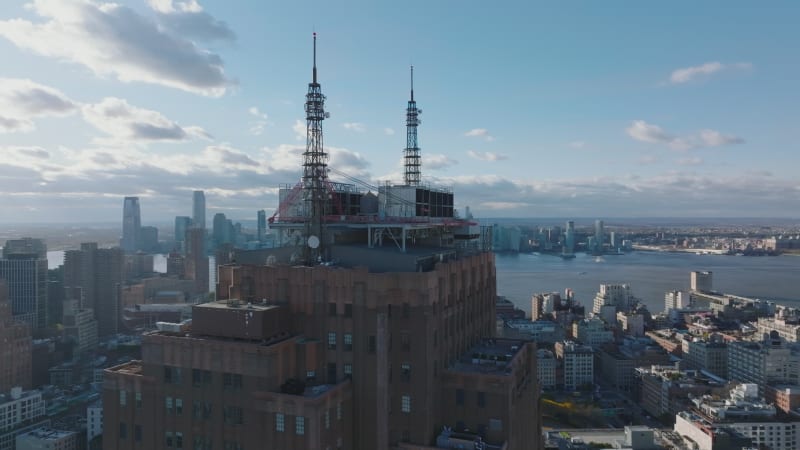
left=757, top=306, right=800, bottom=342
left=616, top=311, right=644, bottom=337
left=573, top=317, right=613, bottom=347
left=728, top=338, right=800, bottom=393
left=16, top=428, right=80, bottom=450
left=592, top=284, right=634, bottom=315
left=87, top=400, right=103, bottom=444
left=555, top=341, right=594, bottom=390
left=0, top=387, right=48, bottom=450
left=690, top=271, right=713, bottom=293
left=537, top=349, right=557, bottom=390
left=674, top=383, right=800, bottom=450
left=63, top=308, right=98, bottom=356
left=664, top=290, right=691, bottom=313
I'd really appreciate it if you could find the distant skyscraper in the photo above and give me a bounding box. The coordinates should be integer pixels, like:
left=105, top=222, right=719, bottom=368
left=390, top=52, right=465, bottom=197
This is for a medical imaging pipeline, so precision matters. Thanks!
left=594, top=219, right=604, bottom=252
left=0, top=238, right=48, bottom=330
left=138, top=226, right=159, bottom=253
left=121, top=197, right=141, bottom=253
left=192, top=191, right=206, bottom=230
left=64, top=243, right=124, bottom=337
left=257, top=210, right=267, bottom=243
left=690, top=271, right=713, bottom=293
left=174, top=216, right=191, bottom=248
left=564, top=220, right=575, bottom=254
left=185, top=228, right=209, bottom=294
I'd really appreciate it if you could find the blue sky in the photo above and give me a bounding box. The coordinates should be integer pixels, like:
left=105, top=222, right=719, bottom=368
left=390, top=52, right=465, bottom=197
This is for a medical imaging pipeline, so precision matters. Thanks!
left=0, top=0, right=799, bottom=223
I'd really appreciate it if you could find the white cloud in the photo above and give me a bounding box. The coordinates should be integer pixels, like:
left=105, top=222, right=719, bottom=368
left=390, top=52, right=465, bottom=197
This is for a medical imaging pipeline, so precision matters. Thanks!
left=0, top=0, right=230, bottom=96
left=569, top=141, right=586, bottom=149
left=423, top=154, right=458, bottom=170
left=465, top=128, right=495, bottom=141
left=669, top=61, right=752, bottom=84
left=0, top=78, right=77, bottom=133
left=81, top=97, right=210, bottom=144
left=677, top=157, right=704, bottom=166
left=148, top=0, right=235, bottom=42
left=467, top=150, right=507, bottom=161
left=293, top=120, right=306, bottom=141
left=343, top=122, right=366, bottom=133
left=384, top=128, right=395, bottom=136
left=626, top=120, right=744, bottom=151
left=248, top=107, right=269, bottom=136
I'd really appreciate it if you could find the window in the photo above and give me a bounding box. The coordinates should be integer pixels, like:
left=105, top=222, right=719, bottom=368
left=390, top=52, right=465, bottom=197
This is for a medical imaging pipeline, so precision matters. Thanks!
left=223, top=442, right=243, bottom=450
left=402, top=302, right=410, bottom=318
left=176, top=398, right=183, bottom=415
left=119, top=422, right=127, bottom=439
left=401, top=395, right=411, bottom=413
left=328, top=332, right=337, bottom=350
left=401, top=363, right=411, bottom=382
left=119, top=390, right=127, bottom=406
left=166, top=432, right=173, bottom=448
left=489, top=419, right=503, bottom=431
left=477, top=391, right=486, bottom=408
left=344, top=363, right=353, bottom=378
left=193, top=436, right=212, bottom=450
left=176, top=432, right=183, bottom=450
left=193, top=401, right=202, bottom=419
left=368, top=335, right=376, bottom=353
left=134, top=425, right=142, bottom=442
left=456, top=389, right=464, bottom=406
left=344, top=333, right=353, bottom=351
left=344, top=303, right=353, bottom=317
left=135, top=392, right=142, bottom=408
left=164, top=366, right=182, bottom=384
left=192, top=369, right=212, bottom=386
left=401, top=333, right=411, bottom=351
left=328, top=302, right=337, bottom=316
left=306, top=370, right=316, bottom=382
left=275, top=413, right=285, bottom=432
left=295, top=416, right=305, bottom=435
left=223, top=373, right=243, bottom=390
left=402, top=430, right=410, bottom=442
left=224, top=406, right=243, bottom=425
left=325, top=410, right=330, bottom=429
left=203, top=402, right=212, bottom=419
left=166, top=396, right=173, bottom=413
left=327, top=363, right=337, bottom=384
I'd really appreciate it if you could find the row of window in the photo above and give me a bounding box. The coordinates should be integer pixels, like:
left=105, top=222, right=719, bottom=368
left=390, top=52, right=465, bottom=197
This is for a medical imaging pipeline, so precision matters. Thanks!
left=455, top=389, right=486, bottom=408
left=274, top=403, right=344, bottom=435
left=327, top=332, right=353, bottom=351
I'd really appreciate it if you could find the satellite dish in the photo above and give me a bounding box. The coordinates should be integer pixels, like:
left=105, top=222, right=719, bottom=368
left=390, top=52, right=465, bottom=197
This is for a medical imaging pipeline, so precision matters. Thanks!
left=308, top=235, right=320, bottom=249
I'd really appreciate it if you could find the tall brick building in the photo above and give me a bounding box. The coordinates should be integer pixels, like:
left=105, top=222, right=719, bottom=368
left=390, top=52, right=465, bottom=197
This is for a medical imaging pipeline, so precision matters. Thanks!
left=103, top=36, right=540, bottom=450
left=0, top=281, right=32, bottom=393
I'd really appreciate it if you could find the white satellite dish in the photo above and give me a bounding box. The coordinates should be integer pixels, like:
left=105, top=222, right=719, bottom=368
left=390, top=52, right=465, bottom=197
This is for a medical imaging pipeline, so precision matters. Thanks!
left=307, top=235, right=320, bottom=249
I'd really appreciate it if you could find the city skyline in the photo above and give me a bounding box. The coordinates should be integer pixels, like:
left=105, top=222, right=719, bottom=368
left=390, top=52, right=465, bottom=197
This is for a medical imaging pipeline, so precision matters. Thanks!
left=1, top=1, right=800, bottom=223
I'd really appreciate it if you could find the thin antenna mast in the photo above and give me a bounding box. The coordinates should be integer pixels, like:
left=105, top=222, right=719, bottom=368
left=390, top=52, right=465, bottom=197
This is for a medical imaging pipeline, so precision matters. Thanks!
left=403, top=65, right=422, bottom=186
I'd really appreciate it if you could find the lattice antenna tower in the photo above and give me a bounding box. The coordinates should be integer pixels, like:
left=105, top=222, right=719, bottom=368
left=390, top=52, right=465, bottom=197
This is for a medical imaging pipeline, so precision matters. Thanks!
left=302, top=32, right=330, bottom=263
left=403, top=65, right=422, bottom=186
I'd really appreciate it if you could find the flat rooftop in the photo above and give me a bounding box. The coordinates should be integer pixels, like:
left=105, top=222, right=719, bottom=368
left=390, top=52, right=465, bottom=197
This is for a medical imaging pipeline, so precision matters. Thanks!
left=106, top=360, right=143, bottom=376
left=194, top=300, right=280, bottom=312
left=449, top=339, right=527, bottom=375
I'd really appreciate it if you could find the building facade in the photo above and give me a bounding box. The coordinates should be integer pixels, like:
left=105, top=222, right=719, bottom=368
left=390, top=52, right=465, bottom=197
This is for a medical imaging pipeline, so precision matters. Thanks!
left=0, top=239, right=48, bottom=330
left=121, top=197, right=141, bottom=254
left=555, top=341, right=593, bottom=390
left=192, top=191, right=206, bottom=230
left=64, top=244, right=124, bottom=337
left=0, top=282, right=32, bottom=393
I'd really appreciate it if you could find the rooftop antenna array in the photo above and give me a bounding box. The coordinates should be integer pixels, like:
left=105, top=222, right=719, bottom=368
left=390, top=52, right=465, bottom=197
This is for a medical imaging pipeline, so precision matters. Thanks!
left=403, top=65, right=422, bottom=186
left=302, top=32, right=330, bottom=263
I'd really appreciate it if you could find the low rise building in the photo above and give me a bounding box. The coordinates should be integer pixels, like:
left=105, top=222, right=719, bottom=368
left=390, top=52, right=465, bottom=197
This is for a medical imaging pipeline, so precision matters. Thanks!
left=765, top=384, right=800, bottom=414
left=674, top=383, right=800, bottom=450
left=617, top=311, right=644, bottom=337
left=87, top=400, right=103, bottom=447
left=757, top=306, right=800, bottom=342
left=682, top=335, right=728, bottom=378
left=572, top=317, right=613, bottom=347
left=16, top=428, right=81, bottom=450
left=645, top=329, right=683, bottom=356
left=0, top=387, right=48, bottom=450
left=636, top=364, right=727, bottom=420
left=536, top=350, right=556, bottom=390
left=555, top=341, right=593, bottom=391
left=597, top=340, right=671, bottom=393
left=505, top=320, right=564, bottom=344
left=728, top=337, right=800, bottom=394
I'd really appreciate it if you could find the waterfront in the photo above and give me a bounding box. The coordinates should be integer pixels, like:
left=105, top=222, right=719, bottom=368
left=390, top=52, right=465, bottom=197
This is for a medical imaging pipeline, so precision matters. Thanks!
left=47, top=249, right=800, bottom=316
left=496, top=251, right=800, bottom=316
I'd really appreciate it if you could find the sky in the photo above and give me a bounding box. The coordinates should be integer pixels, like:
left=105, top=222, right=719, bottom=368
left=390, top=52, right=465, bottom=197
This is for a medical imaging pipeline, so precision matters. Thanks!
left=0, top=0, right=799, bottom=224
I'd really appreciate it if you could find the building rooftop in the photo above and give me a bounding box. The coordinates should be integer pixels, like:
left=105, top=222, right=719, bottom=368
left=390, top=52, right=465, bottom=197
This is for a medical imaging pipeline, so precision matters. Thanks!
left=106, top=360, right=143, bottom=376
left=449, top=339, right=527, bottom=375
left=19, top=427, right=75, bottom=440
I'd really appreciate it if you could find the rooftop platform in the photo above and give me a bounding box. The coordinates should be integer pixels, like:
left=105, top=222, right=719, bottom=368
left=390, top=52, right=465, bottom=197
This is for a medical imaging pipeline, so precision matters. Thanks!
left=449, top=339, right=527, bottom=375
left=106, top=360, right=143, bottom=376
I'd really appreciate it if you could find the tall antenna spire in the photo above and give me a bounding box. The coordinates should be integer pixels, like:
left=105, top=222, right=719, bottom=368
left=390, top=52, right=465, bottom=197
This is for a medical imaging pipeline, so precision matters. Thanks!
left=312, top=32, right=317, bottom=84
left=403, top=65, right=422, bottom=186
left=303, top=32, right=329, bottom=263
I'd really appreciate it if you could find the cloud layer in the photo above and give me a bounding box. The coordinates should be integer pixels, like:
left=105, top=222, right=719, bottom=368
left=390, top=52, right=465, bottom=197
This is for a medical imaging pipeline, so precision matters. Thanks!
left=0, top=0, right=231, bottom=96
left=626, top=120, right=744, bottom=151
left=669, top=62, right=752, bottom=84
left=0, top=78, right=78, bottom=132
